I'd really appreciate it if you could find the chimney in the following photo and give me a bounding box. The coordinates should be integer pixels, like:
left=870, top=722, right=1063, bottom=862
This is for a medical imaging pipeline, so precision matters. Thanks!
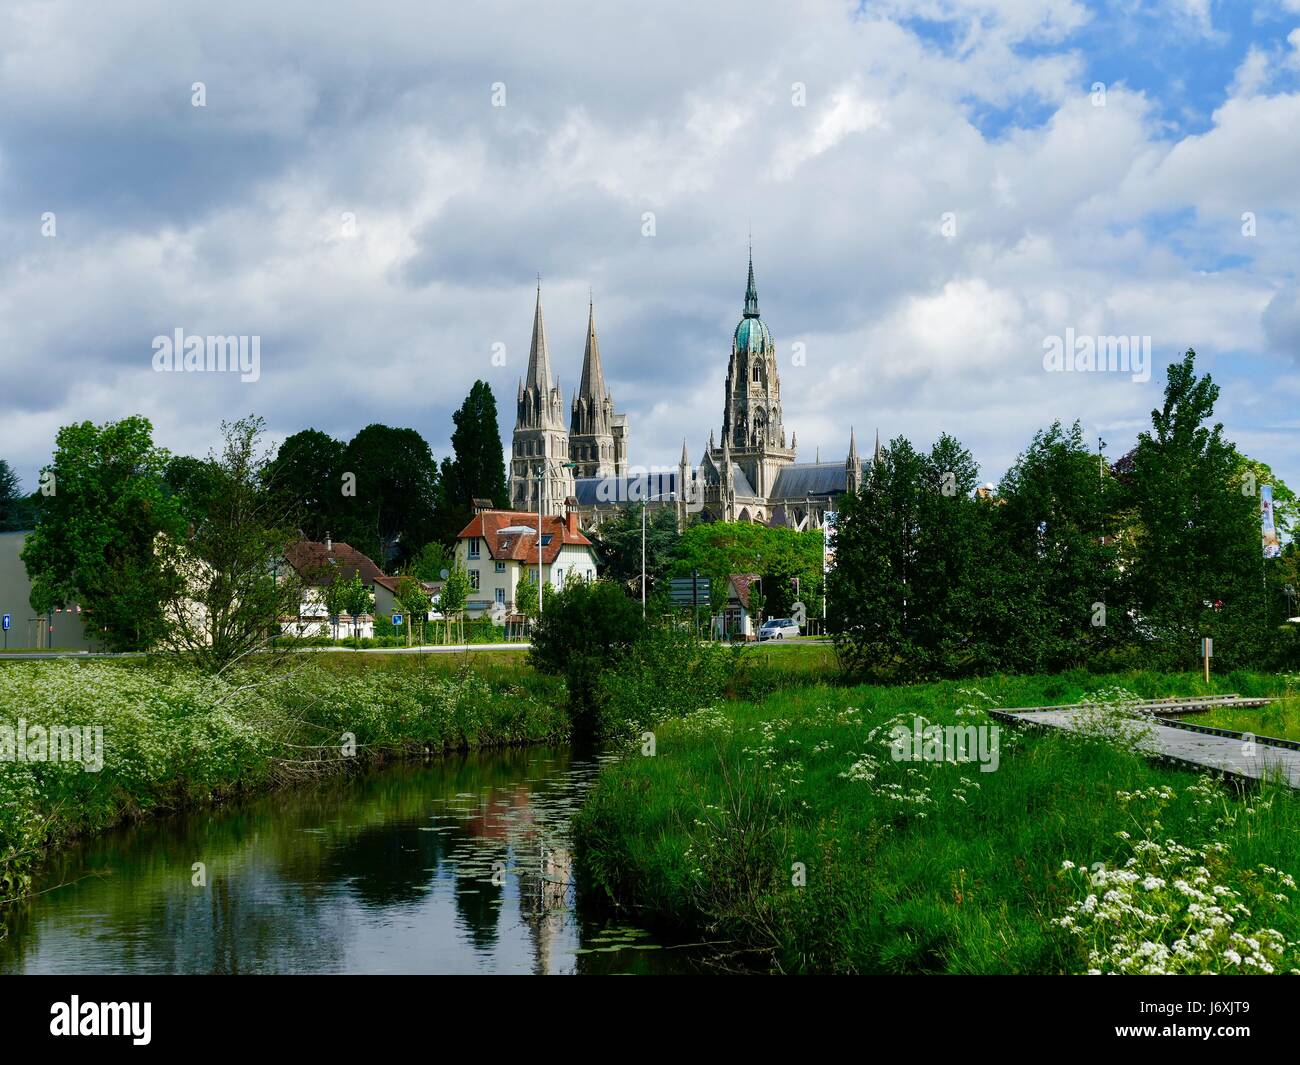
left=564, top=496, right=579, bottom=538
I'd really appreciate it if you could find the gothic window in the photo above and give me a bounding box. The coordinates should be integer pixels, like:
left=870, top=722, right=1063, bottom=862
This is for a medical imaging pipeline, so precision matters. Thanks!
left=752, top=363, right=760, bottom=382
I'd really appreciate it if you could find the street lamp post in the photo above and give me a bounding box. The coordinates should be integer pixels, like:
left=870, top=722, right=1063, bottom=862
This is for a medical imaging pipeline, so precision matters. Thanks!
left=535, top=459, right=577, bottom=619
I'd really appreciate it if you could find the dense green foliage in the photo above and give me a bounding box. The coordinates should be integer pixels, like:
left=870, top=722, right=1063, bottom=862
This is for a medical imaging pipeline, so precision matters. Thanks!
left=669, top=520, right=824, bottom=622
left=21, top=417, right=185, bottom=651
left=433, top=380, right=510, bottom=544
left=528, top=580, right=646, bottom=734
left=159, top=417, right=307, bottom=671
left=264, top=428, right=346, bottom=541
left=0, top=459, right=39, bottom=532
left=265, top=381, right=508, bottom=562
left=830, top=352, right=1294, bottom=679
left=0, top=656, right=567, bottom=900
left=574, top=669, right=1300, bottom=974
left=588, top=504, right=681, bottom=592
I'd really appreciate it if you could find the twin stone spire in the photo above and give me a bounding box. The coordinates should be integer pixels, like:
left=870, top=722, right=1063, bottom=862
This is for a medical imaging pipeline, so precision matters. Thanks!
left=511, top=286, right=627, bottom=512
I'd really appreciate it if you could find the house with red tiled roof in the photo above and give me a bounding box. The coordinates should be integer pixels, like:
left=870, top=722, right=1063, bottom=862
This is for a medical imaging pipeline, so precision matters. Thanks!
left=454, top=502, right=599, bottom=619
left=280, top=536, right=387, bottom=637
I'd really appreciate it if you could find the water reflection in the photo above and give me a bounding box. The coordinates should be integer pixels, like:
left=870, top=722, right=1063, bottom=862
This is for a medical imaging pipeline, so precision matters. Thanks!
left=0, top=747, right=693, bottom=975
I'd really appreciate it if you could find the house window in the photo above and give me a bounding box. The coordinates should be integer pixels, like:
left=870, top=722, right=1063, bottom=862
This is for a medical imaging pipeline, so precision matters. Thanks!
left=494, top=561, right=505, bottom=573
left=468, top=538, right=480, bottom=559
left=554, top=567, right=563, bottom=584
left=469, top=570, right=480, bottom=591
left=495, top=588, right=505, bottom=605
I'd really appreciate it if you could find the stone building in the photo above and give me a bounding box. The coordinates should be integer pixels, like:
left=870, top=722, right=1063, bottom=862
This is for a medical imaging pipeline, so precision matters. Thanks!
left=511, top=252, right=877, bottom=532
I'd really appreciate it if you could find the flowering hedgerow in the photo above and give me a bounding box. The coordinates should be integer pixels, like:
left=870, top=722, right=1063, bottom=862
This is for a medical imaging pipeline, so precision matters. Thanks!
left=0, top=660, right=567, bottom=902
left=1055, top=776, right=1300, bottom=974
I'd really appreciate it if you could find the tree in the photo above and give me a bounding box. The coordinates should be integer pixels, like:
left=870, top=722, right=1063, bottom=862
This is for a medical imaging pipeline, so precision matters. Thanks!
left=669, top=520, right=823, bottom=622
left=322, top=570, right=352, bottom=640
left=394, top=574, right=432, bottom=647
left=516, top=570, right=546, bottom=627
left=0, top=459, right=38, bottom=531
left=432, top=381, right=508, bottom=543
left=340, top=572, right=374, bottom=639
left=334, top=424, right=440, bottom=569
left=157, top=416, right=307, bottom=671
left=994, top=422, right=1122, bottom=672
left=528, top=579, right=645, bottom=735
left=411, top=541, right=454, bottom=583
left=438, top=563, right=470, bottom=643
left=1122, top=349, right=1266, bottom=668
left=828, top=436, right=925, bottom=678
left=21, top=417, right=185, bottom=651
left=588, top=504, right=681, bottom=592
left=266, top=429, right=346, bottom=540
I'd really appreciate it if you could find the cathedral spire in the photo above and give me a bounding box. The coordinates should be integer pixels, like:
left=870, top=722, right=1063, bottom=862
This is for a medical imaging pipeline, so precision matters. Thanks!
left=743, top=244, right=761, bottom=319
left=847, top=427, right=858, bottom=467
left=526, top=283, right=553, bottom=392
left=576, top=296, right=607, bottom=405
left=874, top=428, right=883, bottom=465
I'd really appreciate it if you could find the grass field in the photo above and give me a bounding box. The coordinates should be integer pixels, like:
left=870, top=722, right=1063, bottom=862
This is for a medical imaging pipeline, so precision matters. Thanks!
left=574, top=669, right=1300, bottom=974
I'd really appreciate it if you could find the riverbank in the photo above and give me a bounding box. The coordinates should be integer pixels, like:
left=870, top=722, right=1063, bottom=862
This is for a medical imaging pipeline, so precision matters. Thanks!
left=0, top=655, right=569, bottom=901
left=573, top=670, right=1300, bottom=974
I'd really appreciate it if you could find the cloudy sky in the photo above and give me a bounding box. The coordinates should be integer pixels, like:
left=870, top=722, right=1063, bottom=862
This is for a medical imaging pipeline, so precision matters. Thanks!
left=1, top=0, right=1297, bottom=495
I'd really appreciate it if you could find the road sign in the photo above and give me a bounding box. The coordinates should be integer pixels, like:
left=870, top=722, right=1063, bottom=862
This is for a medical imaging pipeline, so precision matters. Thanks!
left=1, top=614, right=9, bottom=630
left=392, top=613, right=403, bottom=626
left=667, top=577, right=710, bottom=606
left=1202, top=637, right=1213, bottom=658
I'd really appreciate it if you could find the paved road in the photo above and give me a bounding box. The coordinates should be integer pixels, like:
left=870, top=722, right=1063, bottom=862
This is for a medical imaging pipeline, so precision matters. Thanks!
left=996, top=707, right=1300, bottom=788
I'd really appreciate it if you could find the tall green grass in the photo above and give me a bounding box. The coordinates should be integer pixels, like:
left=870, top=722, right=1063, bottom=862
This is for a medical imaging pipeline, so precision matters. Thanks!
left=0, top=657, right=568, bottom=901
left=574, top=671, right=1300, bottom=974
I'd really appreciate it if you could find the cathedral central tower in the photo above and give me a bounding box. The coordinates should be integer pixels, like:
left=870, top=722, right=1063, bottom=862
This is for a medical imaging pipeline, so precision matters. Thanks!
left=715, top=250, right=795, bottom=497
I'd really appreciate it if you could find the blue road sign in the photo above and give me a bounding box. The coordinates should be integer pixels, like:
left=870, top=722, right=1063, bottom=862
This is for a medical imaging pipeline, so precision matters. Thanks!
left=1, top=614, right=9, bottom=631
left=391, top=613, right=403, bottom=626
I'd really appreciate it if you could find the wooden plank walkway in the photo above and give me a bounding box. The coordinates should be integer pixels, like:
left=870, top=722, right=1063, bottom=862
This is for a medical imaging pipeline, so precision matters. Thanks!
left=992, top=704, right=1300, bottom=789
left=997, top=694, right=1271, bottom=717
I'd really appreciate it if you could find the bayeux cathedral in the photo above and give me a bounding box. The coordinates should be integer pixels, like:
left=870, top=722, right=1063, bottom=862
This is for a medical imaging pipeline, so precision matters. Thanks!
left=508, top=251, right=877, bottom=532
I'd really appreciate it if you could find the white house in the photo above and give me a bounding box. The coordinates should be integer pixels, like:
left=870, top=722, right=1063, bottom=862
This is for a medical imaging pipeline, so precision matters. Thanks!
left=281, top=537, right=383, bottom=638
left=453, top=503, right=599, bottom=620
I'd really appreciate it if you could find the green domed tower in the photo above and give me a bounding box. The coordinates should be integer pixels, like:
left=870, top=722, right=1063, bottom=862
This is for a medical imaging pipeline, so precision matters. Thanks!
left=715, top=249, right=795, bottom=506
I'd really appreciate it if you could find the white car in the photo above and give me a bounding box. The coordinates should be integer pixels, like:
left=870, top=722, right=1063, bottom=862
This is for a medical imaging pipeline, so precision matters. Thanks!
left=758, top=618, right=800, bottom=640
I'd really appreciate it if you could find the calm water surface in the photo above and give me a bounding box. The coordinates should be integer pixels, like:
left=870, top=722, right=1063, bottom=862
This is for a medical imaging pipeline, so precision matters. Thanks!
left=0, top=747, right=696, bottom=974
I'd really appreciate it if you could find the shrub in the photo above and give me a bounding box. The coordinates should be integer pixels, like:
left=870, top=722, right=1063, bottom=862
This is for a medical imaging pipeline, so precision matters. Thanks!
left=528, top=580, right=645, bottom=735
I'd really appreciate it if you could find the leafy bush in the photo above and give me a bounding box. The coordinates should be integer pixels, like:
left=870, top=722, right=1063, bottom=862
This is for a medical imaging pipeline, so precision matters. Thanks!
left=596, top=626, right=739, bottom=739
left=528, top=580, right=645, bottom=735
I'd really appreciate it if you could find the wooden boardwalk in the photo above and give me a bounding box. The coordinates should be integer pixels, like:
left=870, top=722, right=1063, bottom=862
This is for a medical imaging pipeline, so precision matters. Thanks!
left=992, top=702, right=1300, bottom=789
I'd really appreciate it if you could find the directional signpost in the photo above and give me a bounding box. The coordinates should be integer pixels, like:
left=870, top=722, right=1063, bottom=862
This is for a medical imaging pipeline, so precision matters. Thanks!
left=2, top=613, right=9, bottom=651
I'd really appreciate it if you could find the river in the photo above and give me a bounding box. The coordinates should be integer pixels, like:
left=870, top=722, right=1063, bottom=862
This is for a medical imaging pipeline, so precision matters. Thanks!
left=0, top=746, right=698, bottom=975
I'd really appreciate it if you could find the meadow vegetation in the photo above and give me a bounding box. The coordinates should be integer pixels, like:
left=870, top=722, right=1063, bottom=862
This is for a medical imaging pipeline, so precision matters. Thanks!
left=573, top=670, right=1300, bottom=974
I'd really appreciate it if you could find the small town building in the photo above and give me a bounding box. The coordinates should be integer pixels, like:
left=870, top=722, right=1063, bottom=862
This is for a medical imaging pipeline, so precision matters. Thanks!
left=281, top=537, right=384, bottom=638
left=454, top=503, right=599, bottom=620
